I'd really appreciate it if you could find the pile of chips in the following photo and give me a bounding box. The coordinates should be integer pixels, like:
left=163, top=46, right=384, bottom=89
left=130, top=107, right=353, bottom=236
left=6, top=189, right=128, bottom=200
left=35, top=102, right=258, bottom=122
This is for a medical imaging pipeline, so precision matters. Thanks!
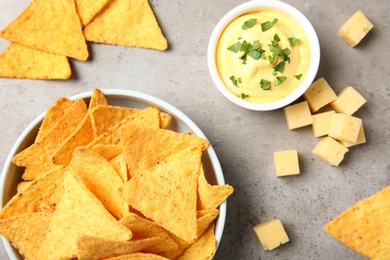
left=0, top=0, right=168, bottom=80
left=0, top=89, right=233, bottom=259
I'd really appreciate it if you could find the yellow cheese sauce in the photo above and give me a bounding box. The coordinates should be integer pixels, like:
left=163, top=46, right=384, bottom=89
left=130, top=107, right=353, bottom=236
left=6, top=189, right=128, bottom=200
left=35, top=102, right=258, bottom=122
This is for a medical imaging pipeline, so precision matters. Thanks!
left=216, top=9, right=311, bottom=103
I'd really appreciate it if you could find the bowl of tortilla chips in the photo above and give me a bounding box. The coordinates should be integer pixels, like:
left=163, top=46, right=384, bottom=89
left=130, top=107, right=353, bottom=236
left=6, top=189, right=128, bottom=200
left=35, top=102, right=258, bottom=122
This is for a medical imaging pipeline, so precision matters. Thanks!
left=0, top=89, right=233, bottom=259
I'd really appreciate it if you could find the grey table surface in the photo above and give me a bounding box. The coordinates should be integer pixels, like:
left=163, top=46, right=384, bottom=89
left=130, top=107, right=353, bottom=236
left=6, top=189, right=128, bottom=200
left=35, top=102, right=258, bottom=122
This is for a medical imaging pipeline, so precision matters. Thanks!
left=0, top=0, right=389, bottom=259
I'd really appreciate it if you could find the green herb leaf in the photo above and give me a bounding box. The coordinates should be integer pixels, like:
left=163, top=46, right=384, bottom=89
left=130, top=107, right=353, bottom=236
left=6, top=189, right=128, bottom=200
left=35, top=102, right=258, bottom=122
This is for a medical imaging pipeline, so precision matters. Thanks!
left=274, top=76, right=287, bottom=86
left=288, top=37, right=301, bottom=47
left=242, top=18, right=257, bottom=30
left=227, top=42, right=242, bottom=53
left=261, top=18, right=278, bottom=31
left=238, top=77, right=242, bottom=83
left=273, top=61, right=286, bottom=73
left=295, top=74, right=302, bottom=80
left=252, top=40, right=261, bottom=50
left=241, top=93, right=249, bottom=99
left=260, top=79, right=271, bottom=90
left=229, top=75, right=239, bottom=87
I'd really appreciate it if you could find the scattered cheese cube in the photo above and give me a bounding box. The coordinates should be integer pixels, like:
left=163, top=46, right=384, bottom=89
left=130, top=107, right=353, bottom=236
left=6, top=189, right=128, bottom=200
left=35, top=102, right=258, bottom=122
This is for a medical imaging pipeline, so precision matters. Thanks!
left=253, top=219, right=289, bottom=251
left=330, top=86, right=367, bottom=115
left=312, top=110, right=336, bottom=137
left=339, top=122, right=366, bottom=147
left=338, top=11, right=374, bottom=47
left=303, top=78, right=338, bottom=112
left=273, top=150, right=300, bottom=176
left=312, top=136, right=349, bottom=166
left=328, top=113, right=362, bottom=143
left=283, top=101, right=313, bottom=130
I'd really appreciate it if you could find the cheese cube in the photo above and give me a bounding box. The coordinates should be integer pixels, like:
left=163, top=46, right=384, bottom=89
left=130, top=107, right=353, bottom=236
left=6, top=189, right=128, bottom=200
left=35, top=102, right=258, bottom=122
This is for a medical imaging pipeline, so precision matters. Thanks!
left=338, top=11, right=374, bottom=47
left=312, top=110, right=335, bottom=137
left=283, top=101, right=312, bottom=130
left=303, top=78, right=338, bottom=112
left=339, top=122, right=366, bottom=147
left=312, top=136, right=349, bottom=166
left=328, top=113, right=362, bottom=143
left=330, top=86, right=367, bottom=115
left=253, top=219, right=289, bottom=251
left=273, top=150, right=300, bottom=176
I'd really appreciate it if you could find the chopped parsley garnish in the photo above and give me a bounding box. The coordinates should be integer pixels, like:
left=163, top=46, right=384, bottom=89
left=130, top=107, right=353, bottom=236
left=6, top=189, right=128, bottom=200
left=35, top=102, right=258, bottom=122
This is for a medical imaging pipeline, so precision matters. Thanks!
left=242, top=18, right=257, bottom=30
left=227, top=42, right=242, bottom=53
left=227, top=40, right=266, bottom=64
left=274, top=76, right=287, bottom=86
left=260, top=79, right=271, bottom=90
left=288, top=37, right=301, bottom=47
left=261, top=18, right=278, bottom=31
left=295, top=74, right=303, bottom=80
left=229, top=75, right=240, bottom=87
left=241, top=93, right=249, bottom=99
left=273, top=61, right=286, bottom=74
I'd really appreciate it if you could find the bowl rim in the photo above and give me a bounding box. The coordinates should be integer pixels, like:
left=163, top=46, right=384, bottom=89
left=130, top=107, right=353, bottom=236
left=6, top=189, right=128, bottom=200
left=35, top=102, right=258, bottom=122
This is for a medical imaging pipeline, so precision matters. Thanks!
left=0, top=89, right=227, bottom=259
left=207, top=0, right=320, bottom=111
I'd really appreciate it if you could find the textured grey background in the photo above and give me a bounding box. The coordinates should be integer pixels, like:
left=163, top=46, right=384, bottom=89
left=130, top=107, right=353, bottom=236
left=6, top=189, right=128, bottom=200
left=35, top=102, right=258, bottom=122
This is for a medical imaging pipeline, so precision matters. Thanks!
left=0, top=0, right=389, bottom=259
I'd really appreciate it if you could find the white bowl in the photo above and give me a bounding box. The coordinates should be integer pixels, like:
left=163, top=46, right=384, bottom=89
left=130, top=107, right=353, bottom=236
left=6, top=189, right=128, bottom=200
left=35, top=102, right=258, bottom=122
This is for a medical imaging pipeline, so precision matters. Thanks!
left=0, top=89, right=227, bottom=259
left=207, top=0, right=320, bottom=111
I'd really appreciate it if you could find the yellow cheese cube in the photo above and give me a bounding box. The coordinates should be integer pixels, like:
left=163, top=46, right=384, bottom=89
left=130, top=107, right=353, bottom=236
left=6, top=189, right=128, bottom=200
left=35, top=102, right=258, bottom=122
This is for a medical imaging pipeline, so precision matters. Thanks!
left=312, top=136, right=349, bottom=166
left=328, top=113, right=362, bottom=143
left=273, top=150, right=300, bottom=176
left=253, top=219, right=289, bottom=251
left=283, top=101, right=313, bottom=130
left=338, top=11, right=374, bottom=47
left=330, top=86, right=367, bottom=115
left=339, top=122, right=366, bottom=147
left=312, top=110, right=335, bottom=137
left=303, top=78, right=338, bottom=112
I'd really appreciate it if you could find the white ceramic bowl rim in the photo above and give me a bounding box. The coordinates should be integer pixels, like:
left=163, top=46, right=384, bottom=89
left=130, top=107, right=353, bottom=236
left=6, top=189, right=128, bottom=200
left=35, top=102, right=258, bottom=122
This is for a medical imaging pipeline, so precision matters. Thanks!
left=207, top=0, right=320, bottom=111
left=0, top=89, right=227, bottom=259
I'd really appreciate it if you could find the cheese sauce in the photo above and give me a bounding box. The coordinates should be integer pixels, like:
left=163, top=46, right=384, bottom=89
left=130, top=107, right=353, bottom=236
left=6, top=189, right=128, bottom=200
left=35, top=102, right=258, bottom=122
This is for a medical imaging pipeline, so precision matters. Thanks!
left=216, top=9, right=311, bottom=103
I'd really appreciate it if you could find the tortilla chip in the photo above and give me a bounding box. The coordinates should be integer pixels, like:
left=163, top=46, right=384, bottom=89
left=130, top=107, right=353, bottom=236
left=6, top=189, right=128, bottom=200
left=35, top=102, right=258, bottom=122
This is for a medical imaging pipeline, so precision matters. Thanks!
left=0, top=0, right=88, bottom=60
left=325, top=186, right=390, bottom=259
left=176, top=222, right=216, bottom=260
left=110, top=153, right=129, bottom=182
left=197, top=209, right=219, bottom=238
left=92, top=144, right=123, bottom=161
left=38, top=169, right=132, bottom=259
left=159, top=112, right=172, bottom=129
left=0, top=43, right=71, bottom=80
left=75, top=0, right=110, bottom=27
left=69, top=147, right=129, bottom=219
left=119, top=126, right=209, bottom=177
left=77, top=235, right=159, bottom=260
left=0, top=166, right=64, bottom=219
left=197, top=167, right=234, bottom=210
left=83, top=0, right=167, bottom=50
left=0, top=213, right=52, bottom=260
left=122, top=145, right=202, bottom=244
left=120, top=213, right=178, bottom=253
left=105, top=253, right=171, bottom=260
left=89, top=88, right=109, bottom=109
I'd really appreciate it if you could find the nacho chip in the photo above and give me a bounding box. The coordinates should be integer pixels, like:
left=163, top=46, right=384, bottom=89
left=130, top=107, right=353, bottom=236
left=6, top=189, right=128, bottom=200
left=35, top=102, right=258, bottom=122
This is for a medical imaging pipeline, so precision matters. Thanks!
left=110, top=153, right=129, bottom=182
left=0, top=0, right=88, bottom=60
left=159, top=112, right=172, bottom=129
left=0, top=213, right=52, bottom=260
left=92, top=144, right=123, bottom=161
left=0, top=43, right=71, bottom=80
left=122, top=145, right=202, bottom=244
left=197, top=167, right=234, bottom=210
left=75, top=0, right=110, bottom=27
left=105, top=253, right=171, bottom=260
left=197, top=209, right=219, bottom=238
left=83, top=0, right=168, bottom=50
left=325, top=186, right=390, bottom=259
left=69, top=147, right=128, bottom=219
left=38, top=169, right=132, bottom=259
left=89, top=88, right=109, bottom=109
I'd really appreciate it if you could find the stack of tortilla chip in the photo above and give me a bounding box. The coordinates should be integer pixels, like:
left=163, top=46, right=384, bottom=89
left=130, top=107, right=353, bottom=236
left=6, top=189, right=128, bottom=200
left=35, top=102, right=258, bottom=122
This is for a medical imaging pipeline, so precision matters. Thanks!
left=0, top=0, right=167, bottom=80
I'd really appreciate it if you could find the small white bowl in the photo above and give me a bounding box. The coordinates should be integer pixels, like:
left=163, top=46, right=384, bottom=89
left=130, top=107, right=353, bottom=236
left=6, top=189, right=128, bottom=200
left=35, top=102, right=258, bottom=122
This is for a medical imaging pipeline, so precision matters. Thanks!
left=0, top=89, right=227, bottom=259
left=207, top=0, right=320, bottom=111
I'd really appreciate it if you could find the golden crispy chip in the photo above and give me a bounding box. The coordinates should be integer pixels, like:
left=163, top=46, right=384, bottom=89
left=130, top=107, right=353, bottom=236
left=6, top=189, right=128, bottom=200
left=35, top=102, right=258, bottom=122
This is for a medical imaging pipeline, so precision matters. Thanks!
left=87, top=106, right=160, bottom=148
left=0, top=0, right=88, bottom=60
left=83, top=0, right=167, bottom=50
left=325, top=186, right=390, bottom=259
left=75, top=0, right=110, bottom=27
left=159, top=112, right=172, bottom=129
left=119, top=126, right=208, bottom=178
left=16, top=181, right=31, bottom=193
left=197, top=209, right=219, bottom=238
left=176, top=222, right=216, bottom=260
left=38, top=169, right=132, bottom=259
left=198, top=167, right=234, bottom=210
left=52, top=114, right=94, bottom=166
left=0, top=213, right=51, bottom=260
left=105, top=253, right=171, bottom=260
left=12, top=98, right=88, bottom=179
left=0, top=43, right=71, bottom=80
left=122, top=145, right=202, bottom=244
left=110, top=153, right=129, bottom=182
left=77, top=235, right=159, bottom=260
left=0, top=166, right=64, bottom=219
left=92, top=144, right=123, bottom=161
left=36, top=97, right=73, bottom=142
left=69, top=147, right=128, bottom=219
left=120, top=213, right=178, bottom=253
left=89, top=88, right=109, bottom=109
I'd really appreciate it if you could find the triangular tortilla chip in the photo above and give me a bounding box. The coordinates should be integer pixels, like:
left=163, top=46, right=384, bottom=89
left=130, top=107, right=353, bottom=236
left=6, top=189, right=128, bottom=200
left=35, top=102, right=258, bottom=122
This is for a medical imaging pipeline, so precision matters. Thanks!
left=0, top=0, right=88, bottom=60
left=75, top=0, right=110, bottom=27
left=325, top=186, right=390, bottom=259
left=89, top=88, right=109, bottom=109
left=0, top=43, right=71, bottom=80
left=0, top=213, right=52, bottom=260
left=197, top=209, right=219, bottom=238
left=38, top=169, right=132, bottom=259
left=122, top=145, right=202, bottom=244
left=109, top=153, right=129, bottom=182
left=83, top=0, right=167, bottom=50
